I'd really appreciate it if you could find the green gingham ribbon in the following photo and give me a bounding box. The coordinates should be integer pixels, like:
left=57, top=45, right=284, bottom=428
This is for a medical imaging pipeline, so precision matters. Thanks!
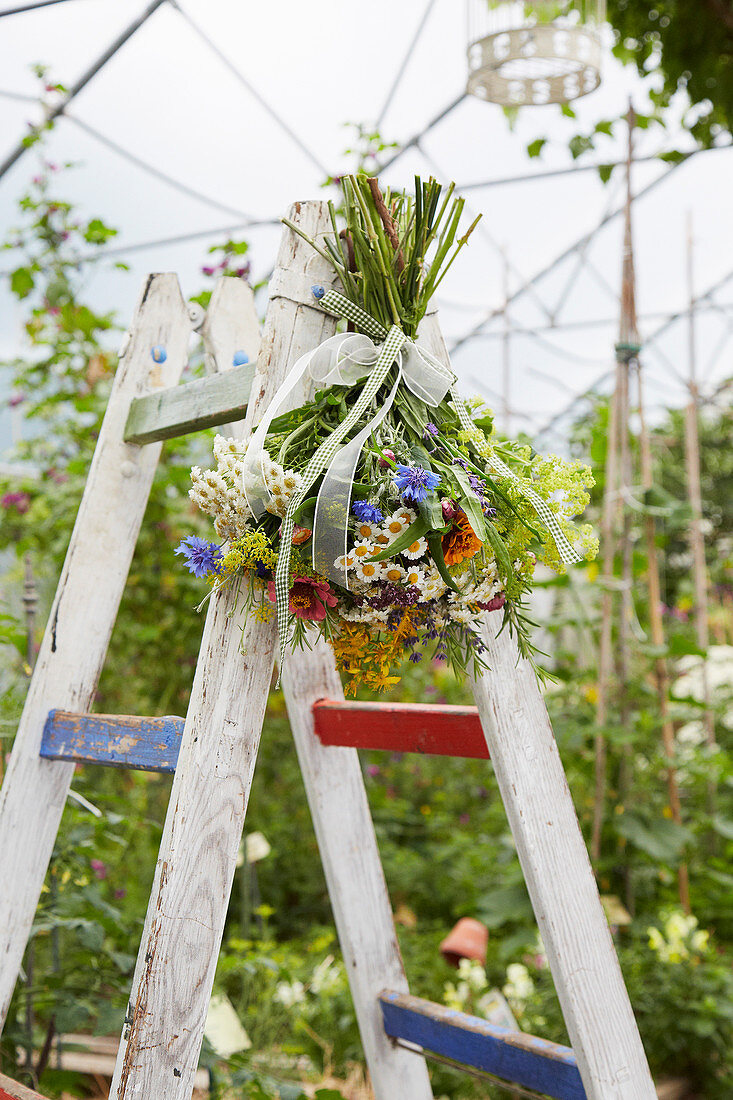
left=317, top=292, right=582, bottom=568
left=272, top=290, right=580, bottom=675
left=274, top=310, right=408, bottom=673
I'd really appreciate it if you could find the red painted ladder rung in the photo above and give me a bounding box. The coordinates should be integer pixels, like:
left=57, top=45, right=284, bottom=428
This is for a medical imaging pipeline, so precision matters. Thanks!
left=312, top=699, right=490, bottom=759
left=0, top=1074, right=52, bottom=1100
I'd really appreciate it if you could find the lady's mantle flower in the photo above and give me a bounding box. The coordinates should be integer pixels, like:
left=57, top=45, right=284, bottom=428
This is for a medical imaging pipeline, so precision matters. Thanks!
left=175, top=536, right=222, bottom=578
left=267, top=576, right=338, bottom=622
left=352, top=499, right=384, bottom=524
left=393, top=464, right=441, bottom=504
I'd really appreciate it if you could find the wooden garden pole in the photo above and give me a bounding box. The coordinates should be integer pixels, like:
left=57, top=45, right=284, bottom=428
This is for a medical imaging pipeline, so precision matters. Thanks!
left=684, top=214, right=716, bottom=762
left=591, top=367, right=621, bottom=861
left=501, top=246, right=511, bottom=436
left=637, top=371, right=690, bottom=911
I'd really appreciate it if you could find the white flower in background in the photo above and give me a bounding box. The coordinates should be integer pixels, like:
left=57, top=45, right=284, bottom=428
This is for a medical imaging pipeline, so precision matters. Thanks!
left=647, top=911, right=710, bottom=964
left=382, top=562, right=406, bottom=585
left=275, top=980, right=306, bottom=1008
left=502, top=963, right=534, bottom=1012
left=457, top=957, right=488, bottom=993
left=310, top=955, right=343, bottom=996
left=404, top=566, right=426, bottom=588
left=447, top=605, right=474, bottom=626
left=245, top=831, right=271, bottom=863
left=673, top=646, right=733, bottom=729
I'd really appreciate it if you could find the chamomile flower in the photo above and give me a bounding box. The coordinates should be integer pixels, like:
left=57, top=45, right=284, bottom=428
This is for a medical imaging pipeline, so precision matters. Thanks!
left=334, top=553, right=356, bottom=572
left=404, top=566, right=426, bottom=588
left=355, top=559, right=382, bottom=583
left=353, top=540, right=377, bottom=559
left=382, top=562, right=406, bottom=585
left=402, top=536, right=428, bottom=560
left=354, top=521, right=378, bottom=540
left=383, top=509, right=415, bottom=540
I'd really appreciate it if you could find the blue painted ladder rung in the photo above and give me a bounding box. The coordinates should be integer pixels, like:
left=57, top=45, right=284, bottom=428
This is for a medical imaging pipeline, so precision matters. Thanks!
left=40, top=710, right=184, bottom=773
left=379, top=991, right=586, bottom=1100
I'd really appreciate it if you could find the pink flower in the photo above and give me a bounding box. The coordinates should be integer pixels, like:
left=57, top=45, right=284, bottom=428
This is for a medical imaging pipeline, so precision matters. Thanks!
left=267, top=576, right=338, bottom=622
left=201, top=265, right=215, bottom=276
left=378, top=449, right=395, bottom=469
left=90, top=859, right=108, bottom=880
left=366, top=764, right=380, bottom=778
left=1, top=491, right=31, bottom=514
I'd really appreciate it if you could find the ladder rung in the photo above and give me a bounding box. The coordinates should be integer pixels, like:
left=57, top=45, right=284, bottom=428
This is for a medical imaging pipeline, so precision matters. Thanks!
left=379, top=992, right=585, bottom=1100
left=123, top=360, right=255, bottom=444
left=0, top=1073, right=52, bottom=1100
left=312, top=700, right=490, bottom=759
left=40, top=710, right=184, bottom=773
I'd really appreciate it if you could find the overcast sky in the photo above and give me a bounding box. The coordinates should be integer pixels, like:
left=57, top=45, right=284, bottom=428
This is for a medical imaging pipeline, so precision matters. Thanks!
left=1, top=0, right=731, bottom=451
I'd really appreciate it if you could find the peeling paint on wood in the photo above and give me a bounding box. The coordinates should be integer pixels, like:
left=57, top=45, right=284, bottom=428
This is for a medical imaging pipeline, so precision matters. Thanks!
left=379, top=992, right=586, bottom=1099
left=123, top=361, right=255, bottom=444
left=0, top=274, right=191, bottom=1034
left=419, top=317, right=656, bottom=1100
left=282, top=637, right=433, bottom=1100
left=40, top=710, right=183, bottom=772
left=0, top=1074, right=52, bottom=1100
left=108, top=211, right=332, bottom=1100
left=313, top=699, right=490, bottom=759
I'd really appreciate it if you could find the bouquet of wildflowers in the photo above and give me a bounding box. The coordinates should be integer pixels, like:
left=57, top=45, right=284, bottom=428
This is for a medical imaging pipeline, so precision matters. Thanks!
left=177, top=176, right=596, bottom=693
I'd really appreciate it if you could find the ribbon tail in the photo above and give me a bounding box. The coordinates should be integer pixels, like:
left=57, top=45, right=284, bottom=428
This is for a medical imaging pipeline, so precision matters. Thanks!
left=450, top=387, right=582, bottom=567
left=241, top=345, right=317, bottom=520
left=273, top=325, right=408, bottom=682
left=312, top=371, right=401, bottom=589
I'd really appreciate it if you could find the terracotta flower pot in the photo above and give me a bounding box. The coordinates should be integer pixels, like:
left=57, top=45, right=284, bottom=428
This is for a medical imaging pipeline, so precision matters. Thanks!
left=439, top=917, right=488, bottom=967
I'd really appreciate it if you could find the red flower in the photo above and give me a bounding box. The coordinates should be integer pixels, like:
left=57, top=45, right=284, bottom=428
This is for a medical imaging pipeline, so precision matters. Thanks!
left=267, top=576, right=338, bottom=622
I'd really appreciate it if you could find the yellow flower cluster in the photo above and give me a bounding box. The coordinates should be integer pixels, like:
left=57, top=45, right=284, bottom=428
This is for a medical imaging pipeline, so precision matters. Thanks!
left=331, top=612, right=422, bottom=695
left=221, top=530, right=277, bottom=577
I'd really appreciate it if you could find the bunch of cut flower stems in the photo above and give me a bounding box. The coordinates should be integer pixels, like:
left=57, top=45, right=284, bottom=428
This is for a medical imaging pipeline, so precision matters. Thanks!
left=283, top=174, right=481, bottom=336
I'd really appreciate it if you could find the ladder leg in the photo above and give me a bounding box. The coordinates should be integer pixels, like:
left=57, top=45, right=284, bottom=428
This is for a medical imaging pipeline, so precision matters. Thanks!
left=109, top=202, right=339, bottom=1100
left=469, top=617, right=656, bottom=1100
left=282, top=637, right=434, bottom=1100
left=0, top=275, right=191, bottom=1033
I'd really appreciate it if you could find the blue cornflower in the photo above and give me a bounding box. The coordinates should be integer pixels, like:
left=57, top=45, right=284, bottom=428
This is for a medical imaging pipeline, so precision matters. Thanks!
left=393, top=463, right=441, bottom=503
left=352, top=499, right=384, bottom=524
left=175, top=536, right=222, bottom=578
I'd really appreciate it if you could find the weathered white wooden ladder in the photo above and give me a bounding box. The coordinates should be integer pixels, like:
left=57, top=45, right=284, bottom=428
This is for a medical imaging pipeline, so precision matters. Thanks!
left=0, top=202, right=657, bottom=1100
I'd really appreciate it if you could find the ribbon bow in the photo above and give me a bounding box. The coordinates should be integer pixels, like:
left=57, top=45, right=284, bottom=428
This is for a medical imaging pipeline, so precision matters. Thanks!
left=242, top=289, right=581, bottom=674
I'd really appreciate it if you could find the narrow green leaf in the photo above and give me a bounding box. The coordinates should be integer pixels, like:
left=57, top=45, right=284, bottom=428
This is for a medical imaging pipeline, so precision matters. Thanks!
left=367, top=516, right=430, bottom=561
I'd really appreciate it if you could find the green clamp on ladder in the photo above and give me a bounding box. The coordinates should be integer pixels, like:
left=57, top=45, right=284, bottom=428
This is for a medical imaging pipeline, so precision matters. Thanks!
left=0, top=202, right=657, bottom=1100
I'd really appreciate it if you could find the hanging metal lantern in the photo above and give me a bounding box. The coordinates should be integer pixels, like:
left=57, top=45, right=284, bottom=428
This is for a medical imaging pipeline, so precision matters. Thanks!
left=466, top=1, right=605, bottom=107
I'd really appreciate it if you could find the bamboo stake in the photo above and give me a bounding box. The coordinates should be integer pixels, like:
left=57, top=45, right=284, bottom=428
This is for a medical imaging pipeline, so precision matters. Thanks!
left=501, top=245, right=511, bottom=436
left=608, top=105, right=637, bottom=911
left=591, top=366, right=621, bottom=861
left=684, top=214, right=716, bottom=767
left=637, top=370, right=691, bottom=911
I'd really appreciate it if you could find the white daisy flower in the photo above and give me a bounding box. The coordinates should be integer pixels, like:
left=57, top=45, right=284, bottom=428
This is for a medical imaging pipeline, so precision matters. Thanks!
left=383, top=509, right=414, bottom=541
left=355, top=559, right=383, bottom=583
left=333, top=553, right=356, bottom=572
left=402, top=536, right=428, bottom=560
left=382, top=562, right=406, bottom=585
left=448, top=605, right=475, bottom=625
left=352, top=540, right=377, bottom=560
left=404, top=566, right=426, bottom=588
left=354, top=520, right=377, bottom=540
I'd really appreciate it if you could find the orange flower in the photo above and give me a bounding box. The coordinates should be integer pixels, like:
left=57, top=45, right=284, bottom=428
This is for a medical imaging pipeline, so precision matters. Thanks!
left=441, top=510, right=482, bottom=566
